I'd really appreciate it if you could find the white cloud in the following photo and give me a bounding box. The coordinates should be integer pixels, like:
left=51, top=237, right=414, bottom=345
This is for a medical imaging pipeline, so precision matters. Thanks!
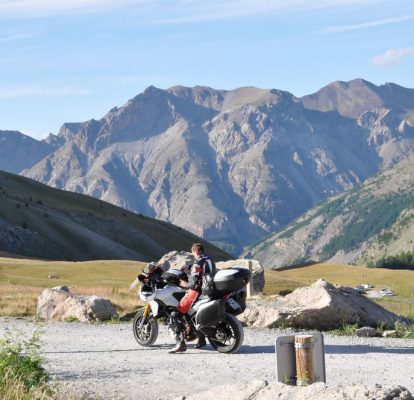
left=0, top=85, right=92, bottom=99
left=0, top=33, right=36, bottom=43
left=15, top=43, right=49, bottom=53
left=323, top=15, right=414, bottom=33
left=142, top=0, right=381, bottom=24
left=0, top=0, right=383, bottom=20
left=0, top=0, right=143, bottom=18
left=371, top=48, right=414, bottom=66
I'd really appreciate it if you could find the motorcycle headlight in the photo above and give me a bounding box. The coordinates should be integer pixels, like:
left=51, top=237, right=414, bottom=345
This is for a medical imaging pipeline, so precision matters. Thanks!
left=146, top=292, right=156, bottom=301
left=139, top=285, right=154, bottom=302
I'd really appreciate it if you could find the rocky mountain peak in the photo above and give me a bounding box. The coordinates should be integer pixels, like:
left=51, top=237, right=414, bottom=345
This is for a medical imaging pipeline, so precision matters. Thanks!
left=301, top=79, right=384, bottom=118
left=0, top=130, right=54, bottom=173
left=14, top=79, right=414, bottom=254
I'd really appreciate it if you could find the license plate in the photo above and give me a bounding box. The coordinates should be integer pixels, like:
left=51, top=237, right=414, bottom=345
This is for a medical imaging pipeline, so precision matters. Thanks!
left=227, top=298, right=241, bottom=310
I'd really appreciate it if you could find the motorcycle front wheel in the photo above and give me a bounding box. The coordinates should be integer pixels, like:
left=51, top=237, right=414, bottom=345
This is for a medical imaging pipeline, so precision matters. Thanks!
left=208, top=314, right=244, bottom=354
left=133, top=307, right=158, bottom=346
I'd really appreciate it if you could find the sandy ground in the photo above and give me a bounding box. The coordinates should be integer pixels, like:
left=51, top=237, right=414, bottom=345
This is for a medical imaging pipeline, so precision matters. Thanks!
left=0, top=317, right=413, bottom=400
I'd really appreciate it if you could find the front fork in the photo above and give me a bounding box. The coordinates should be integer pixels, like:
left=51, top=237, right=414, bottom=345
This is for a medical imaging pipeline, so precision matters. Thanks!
left=139, top=303, right=151, bottom=328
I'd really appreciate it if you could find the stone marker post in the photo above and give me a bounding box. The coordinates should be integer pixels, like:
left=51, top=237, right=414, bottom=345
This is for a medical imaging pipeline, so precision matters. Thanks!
left=294, top=335, right=315, bottom=386
left=275, top=333, right=325, bottom=385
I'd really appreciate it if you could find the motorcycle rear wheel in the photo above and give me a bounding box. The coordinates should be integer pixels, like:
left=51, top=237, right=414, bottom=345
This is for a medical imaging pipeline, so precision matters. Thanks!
left=133, top=307, right=158, bottom=346
left=208, top=314, right=244, bottom=354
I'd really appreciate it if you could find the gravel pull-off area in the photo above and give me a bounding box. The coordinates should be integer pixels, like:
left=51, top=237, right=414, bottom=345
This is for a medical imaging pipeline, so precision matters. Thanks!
left=1, top=318, right=413, bottom=400
left=175, top=380, right=413, bottom=400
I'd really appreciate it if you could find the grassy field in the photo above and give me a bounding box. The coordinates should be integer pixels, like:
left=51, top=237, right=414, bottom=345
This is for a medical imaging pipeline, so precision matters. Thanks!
left=1, top=258, right=413, bottom=318
left=0, top=258, right=146, bottom=317
left=268, top=263, right=414, bottom=298
left=264, top=263, right=414, bottom=316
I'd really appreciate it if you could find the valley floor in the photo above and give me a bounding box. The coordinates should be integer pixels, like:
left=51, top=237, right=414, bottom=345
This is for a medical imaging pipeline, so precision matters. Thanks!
left=0, top=318, right=413, bottom=399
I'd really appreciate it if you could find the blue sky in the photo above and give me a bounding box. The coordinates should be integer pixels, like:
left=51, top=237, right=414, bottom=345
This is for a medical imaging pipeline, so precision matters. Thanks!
left=1, top=0, right=414, bottom=139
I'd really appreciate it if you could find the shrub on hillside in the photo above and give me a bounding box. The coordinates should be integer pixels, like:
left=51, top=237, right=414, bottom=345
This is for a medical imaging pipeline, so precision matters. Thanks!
left=0, top=327, right=51, bottom=399
left=375, top=249, right=414, bottom=270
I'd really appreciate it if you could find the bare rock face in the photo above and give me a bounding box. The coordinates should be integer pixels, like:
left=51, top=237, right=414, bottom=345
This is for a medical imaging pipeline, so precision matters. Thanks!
left=21, top=80, right=414, bottom=253
left=239, top=279, right=405, bottom=330
left=176, top=379, right=413, bottom=400
left=216, top=259, right=265, bottom=293
left=37, top=287, right=117, bottom=322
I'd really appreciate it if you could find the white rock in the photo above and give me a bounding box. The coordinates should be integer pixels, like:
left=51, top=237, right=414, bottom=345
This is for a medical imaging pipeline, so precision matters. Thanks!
left=382, top=330, right=398, bottom=338
left=356, top=327, right=377, bottom=337
left=156, top=251, right=194, bottom=271
left=239, top=279, right=405, bottom=330
left=37, top=287, right=117, bottom=322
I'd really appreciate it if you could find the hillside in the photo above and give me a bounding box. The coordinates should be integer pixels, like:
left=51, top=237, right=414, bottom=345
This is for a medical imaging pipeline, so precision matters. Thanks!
left=8, top=79, right=412, bottom=253
left=0, top=170, right=230, bottom=261
left=244, top=155, right=414, bottom=268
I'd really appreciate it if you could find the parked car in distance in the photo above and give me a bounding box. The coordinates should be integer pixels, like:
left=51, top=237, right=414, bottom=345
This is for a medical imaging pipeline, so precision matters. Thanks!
left=354, top=285, right=366, bottom=292
left=362, top=283, right=373, bottom=289
left=380, top=288, right=395, bottom=296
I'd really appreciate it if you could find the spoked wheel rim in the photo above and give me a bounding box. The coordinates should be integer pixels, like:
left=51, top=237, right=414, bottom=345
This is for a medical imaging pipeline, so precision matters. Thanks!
left=134, top=315, right=152, bottom=341
left=209, top=321, right=236, bottom=350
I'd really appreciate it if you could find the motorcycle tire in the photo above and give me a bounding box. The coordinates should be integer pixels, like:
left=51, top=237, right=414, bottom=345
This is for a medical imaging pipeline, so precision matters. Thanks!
left=207, top=313, right=244, bottom=354
left=133, top=307, right=158, bottom=346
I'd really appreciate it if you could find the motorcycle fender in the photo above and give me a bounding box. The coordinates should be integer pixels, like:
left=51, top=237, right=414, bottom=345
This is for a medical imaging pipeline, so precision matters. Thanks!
left=149, top=300, right=159, bottom=317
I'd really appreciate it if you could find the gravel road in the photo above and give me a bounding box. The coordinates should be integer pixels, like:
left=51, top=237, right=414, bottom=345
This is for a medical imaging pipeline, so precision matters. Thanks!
left=1, top=318, right=413, bottom=400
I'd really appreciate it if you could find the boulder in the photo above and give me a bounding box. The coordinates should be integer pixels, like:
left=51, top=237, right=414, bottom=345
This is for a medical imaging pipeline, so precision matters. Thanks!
left=216, top=259, right=265, bottom=293
left=151, top=252, right=265, bottom=294
left=356, top=327, right=377, bottom=337
left=156, top=251, right=194, bottom=271
left=239, top=279, right=406, bottom=330
left=37, top=287, right=117, bottom=322
left=382, top=330, right=398, bottom=338
left=175, top=380, right=413, bottom=400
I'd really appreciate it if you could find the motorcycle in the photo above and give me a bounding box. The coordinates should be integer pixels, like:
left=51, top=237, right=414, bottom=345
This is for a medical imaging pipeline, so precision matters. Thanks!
left=132, top=266, right=251, bottom=354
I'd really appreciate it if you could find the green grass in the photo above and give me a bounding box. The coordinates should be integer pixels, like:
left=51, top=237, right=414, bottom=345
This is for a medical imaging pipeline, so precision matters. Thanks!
left=0, top=327, right=52, bottom=399
left=0, top=327, right=96, bottom=399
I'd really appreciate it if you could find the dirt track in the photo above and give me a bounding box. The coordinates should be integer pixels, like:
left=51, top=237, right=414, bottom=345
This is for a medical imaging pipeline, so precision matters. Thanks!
left=1, top=318, right=413, bottom=400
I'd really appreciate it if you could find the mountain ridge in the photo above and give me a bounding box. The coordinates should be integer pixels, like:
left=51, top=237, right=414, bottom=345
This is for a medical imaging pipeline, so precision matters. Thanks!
left=0, top=170, right=230, bottom=261
left=244, top=154, right=414, bottom=268
left=2, top=78, right=413, bottom=253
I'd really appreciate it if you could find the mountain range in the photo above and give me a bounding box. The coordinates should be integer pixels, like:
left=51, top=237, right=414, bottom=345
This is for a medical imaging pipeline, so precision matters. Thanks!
left=244, top=154, right=414, bottom=268
left=2, top=78, right=414, bottom=253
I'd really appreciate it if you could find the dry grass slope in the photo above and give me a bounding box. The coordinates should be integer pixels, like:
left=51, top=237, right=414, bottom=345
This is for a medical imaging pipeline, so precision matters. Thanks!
left=0, top=170, right=230, bottom=262
left=0, top=258, right=146, bottom=317
left=1, top=258, right=413, bottom=318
